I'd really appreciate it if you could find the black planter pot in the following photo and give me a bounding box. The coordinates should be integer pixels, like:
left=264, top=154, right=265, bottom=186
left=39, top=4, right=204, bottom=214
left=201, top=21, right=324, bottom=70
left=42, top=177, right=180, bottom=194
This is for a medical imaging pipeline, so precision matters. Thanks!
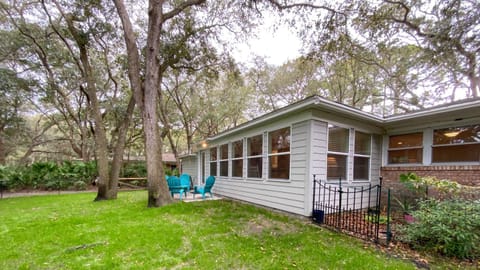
left=312, top=210, right=324, bottom=224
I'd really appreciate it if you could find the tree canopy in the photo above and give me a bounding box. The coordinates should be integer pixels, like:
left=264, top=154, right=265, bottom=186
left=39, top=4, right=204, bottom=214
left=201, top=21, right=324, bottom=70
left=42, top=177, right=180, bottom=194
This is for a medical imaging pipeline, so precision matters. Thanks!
left=0, top=0, right=477, bottom=205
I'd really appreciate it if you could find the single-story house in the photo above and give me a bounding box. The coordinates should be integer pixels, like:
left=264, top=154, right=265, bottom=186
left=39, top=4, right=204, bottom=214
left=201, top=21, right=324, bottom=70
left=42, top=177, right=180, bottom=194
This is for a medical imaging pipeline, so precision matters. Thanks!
left=180, top=96, right=480, bottom=216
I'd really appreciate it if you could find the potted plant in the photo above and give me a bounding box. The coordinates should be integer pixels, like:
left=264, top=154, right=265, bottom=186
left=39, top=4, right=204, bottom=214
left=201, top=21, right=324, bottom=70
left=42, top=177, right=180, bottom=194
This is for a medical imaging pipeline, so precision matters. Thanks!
left=394, top=196, right=415, bottom=223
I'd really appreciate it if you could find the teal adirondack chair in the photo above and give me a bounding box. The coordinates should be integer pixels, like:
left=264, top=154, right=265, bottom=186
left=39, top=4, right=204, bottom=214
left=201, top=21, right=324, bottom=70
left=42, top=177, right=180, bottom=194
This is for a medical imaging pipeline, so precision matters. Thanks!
left=179, top=174, right=191, bottom=197
left=193, top=176, right=215, bottom=199
left=167, top=176, right=186, bottom=200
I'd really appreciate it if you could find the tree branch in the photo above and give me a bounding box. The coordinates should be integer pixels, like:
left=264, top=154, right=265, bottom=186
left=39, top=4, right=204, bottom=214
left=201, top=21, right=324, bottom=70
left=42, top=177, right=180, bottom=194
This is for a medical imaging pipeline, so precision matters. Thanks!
left=163, top=0, right=206, bottom=22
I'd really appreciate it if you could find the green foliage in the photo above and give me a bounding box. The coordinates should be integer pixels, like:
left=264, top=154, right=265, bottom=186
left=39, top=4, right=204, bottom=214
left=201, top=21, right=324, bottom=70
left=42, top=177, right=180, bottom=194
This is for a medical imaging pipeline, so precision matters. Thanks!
left=393, top=196, right=413, bottom=214
left=72, top=180, right=87, bottom=190
left=121, top=162, right=147, bottom=178
left=397, top=199, right=480, bottom=259
left=399, top=172, right=428, bottom=196
left=399, top=172, right=461, bottom=199
left=164, top=167, right=179, bottom=177
left=0, top=161, right=96, bottom=190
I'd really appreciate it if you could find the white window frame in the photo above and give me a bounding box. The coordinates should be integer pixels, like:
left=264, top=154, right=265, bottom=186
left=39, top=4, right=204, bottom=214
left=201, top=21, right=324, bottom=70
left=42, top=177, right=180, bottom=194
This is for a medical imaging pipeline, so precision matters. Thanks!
left=431, top=125, right=480, bottom=163
left=353, top=131, right=371, bottom=182
left=246, top=134, right=263, bottom=179
left=209, top=147, right=218, bottom=177
left=219, top=143, right=228, bottom=177
left=267, top=126, right=291, bottom=181
left=387, top=132, right=424, bottom=165
left=231, top=139, right=244, bottom=178
left=326, top=124, right=349, bottom=181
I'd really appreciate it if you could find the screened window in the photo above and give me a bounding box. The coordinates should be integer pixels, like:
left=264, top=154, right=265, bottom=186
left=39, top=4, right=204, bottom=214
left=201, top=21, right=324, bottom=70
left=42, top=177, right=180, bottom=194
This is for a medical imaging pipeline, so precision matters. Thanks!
left=247, top=134, right=263, bottom=178
left=268, top=127, right=290, bottom=179
left=327, top=125, right=349, bottom=180
left=209, top=147, right=217, bottom=176
left=388, top=133, right=423, bottom=164
left=219, top=144, right=228, bottom=177
left=432, top=125, right=480, bottom=162
left=232, top=140, right=243, bottom=177
left=354, top=131, right=371, bottom=181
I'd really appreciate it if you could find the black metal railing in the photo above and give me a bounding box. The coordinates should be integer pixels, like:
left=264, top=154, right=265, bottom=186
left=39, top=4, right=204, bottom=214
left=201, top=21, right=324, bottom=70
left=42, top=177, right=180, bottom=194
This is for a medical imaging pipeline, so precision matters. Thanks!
left=312, top=175, right=383, bottom=243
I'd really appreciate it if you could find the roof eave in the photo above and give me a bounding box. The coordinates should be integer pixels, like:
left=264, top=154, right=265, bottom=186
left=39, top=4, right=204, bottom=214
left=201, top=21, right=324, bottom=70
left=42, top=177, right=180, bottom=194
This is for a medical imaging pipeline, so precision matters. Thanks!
left=385, top=99, right=480, bottom=123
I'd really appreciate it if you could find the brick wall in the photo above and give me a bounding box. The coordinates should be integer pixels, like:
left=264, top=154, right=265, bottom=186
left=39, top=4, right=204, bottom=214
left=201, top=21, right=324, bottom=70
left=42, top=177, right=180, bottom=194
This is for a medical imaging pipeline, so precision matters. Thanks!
left=381, top=165, right=480, bottom=188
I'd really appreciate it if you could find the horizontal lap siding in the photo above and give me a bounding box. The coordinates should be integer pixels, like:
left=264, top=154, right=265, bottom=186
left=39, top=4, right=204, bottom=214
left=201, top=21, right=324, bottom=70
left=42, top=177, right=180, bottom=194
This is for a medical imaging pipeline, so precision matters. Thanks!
left=181, top=156, right=197, bottom=180
left=370, top=134, right=382, bottom=184
left=317, top=185, right=380, bottom=212
left=214, top=179, right=306, bottom=214
left=213, top=120, right=311, bottom=216
left=311, top=120, right=328, bottom=215
left=311, top=120, right=328, bottom=178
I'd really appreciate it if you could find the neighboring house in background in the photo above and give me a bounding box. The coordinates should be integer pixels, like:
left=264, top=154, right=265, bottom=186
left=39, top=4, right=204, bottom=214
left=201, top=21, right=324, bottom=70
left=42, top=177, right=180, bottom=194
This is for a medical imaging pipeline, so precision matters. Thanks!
left=181, top=96, right=480, bottom=216
left=124, top=153, right=177, bottom=172
left=161, top=153, right=178, bottom=172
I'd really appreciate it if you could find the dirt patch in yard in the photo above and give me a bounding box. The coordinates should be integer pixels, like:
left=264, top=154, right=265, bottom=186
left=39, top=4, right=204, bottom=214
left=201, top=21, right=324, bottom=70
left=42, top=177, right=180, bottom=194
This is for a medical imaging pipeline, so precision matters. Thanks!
left=241, top=215, right=298, bottom=236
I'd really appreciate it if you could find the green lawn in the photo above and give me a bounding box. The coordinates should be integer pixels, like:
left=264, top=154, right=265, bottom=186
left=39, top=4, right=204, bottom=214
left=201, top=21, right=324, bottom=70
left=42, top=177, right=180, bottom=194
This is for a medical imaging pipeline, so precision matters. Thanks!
left=0, top=191, right=426, bottom=269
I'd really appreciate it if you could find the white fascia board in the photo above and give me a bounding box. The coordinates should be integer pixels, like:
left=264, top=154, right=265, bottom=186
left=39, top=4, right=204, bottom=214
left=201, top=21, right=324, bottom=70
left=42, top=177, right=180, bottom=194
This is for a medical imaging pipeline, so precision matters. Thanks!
left=385, top=99, right=480, bottom=123
left=207, top=96, right=319, bottom=141
left=208, top=96, right=384, bottom=142
left=313, top=96, right=384, bottom=124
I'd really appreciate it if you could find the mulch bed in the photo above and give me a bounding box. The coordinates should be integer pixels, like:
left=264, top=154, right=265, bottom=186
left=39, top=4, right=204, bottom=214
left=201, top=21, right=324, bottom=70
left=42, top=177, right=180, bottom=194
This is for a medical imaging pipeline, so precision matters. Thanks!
left=315, top=212, right=479, bottom=269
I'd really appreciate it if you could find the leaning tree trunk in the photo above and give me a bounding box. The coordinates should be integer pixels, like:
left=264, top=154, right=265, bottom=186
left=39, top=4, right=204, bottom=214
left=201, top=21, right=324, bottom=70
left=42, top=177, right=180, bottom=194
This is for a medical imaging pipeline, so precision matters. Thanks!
left=108, top=96, right=136, bottom=199
left=53, top=5, right=113, bottom=201
left=80, top=55, right=111, bottom=201
left=0, top=134, right=5, bottom=165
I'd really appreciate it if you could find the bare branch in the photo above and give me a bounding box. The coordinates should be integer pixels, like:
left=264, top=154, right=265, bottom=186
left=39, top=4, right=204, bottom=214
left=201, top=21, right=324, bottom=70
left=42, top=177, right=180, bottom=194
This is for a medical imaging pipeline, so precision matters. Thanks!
left=163, top=0, right=206, bottom=22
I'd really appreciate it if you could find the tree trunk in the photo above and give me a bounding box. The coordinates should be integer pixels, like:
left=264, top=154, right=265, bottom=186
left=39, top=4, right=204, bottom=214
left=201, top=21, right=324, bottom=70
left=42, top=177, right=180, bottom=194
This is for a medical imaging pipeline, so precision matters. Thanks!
left=144, top=1, right=172, bottom=207
left=113, top=0, right=173, bottom=207
left=0, top=134, right=5, bottom=165
left=108, top=96, right=136, bottom=198
left=79, top=52, right=111, bottom=201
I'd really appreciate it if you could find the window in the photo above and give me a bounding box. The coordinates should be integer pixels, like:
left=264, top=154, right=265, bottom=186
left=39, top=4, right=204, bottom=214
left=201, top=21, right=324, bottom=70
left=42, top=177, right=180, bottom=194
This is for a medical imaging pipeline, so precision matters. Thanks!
left=327, top=125, right=349, bottom=180
left=388, top=133, right=423, bottom=164
left=232, top=140, right=243, bottom=177
left=268, top=127, right=290, bottom=179
left=247, top=134, right=263, bottom=178
left=354, top=131, right=371, bottom=181
left=219, top=144, right=228, bottom=177
left=209, top=147, right=217, bottom=176
left=432, top=125, right=480, bottom=162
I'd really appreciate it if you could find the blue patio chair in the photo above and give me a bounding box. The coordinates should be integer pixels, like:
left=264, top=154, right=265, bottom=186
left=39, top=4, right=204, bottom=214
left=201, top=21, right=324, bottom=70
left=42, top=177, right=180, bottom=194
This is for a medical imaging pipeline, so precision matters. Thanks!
left=167, top=176, right=187, bottom=200
left=193, top=176, right=215, bottom=199
left=179, top=174, right=191, bottom=197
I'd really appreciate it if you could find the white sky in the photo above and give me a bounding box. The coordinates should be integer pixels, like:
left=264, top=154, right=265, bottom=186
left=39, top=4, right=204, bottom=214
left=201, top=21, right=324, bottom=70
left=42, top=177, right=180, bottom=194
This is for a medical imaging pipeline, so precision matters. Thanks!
left=231, top=18, right=303, bottom=67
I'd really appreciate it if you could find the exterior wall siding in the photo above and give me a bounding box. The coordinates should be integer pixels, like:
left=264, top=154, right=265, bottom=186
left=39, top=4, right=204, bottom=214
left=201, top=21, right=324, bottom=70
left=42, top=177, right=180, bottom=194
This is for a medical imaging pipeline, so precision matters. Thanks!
left=310, top=120, right=328, bottom=180
left=211, top=115, right=312, bottom=216
left=370, top=134, right=383, bottom=185
left=180, top=155, right=197, bottom=180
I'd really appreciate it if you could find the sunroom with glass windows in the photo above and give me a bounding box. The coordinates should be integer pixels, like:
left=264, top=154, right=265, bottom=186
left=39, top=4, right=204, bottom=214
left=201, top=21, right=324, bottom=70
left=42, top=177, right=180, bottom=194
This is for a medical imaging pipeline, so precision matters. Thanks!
left=181, top=96, right=480, bottom=217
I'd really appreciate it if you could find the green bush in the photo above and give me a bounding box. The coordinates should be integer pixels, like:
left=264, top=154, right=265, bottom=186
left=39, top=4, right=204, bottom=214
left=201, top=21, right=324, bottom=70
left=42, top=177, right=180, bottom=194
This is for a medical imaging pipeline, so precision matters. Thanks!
left=397, top=199, right=480, bottom=259
left=72, top=180, right=87, bottom=190
left=165, top=167, right=179, bottom=177
left=1, top=161, right=97, bottom=190
left=121, top=162, right=147, bottom=178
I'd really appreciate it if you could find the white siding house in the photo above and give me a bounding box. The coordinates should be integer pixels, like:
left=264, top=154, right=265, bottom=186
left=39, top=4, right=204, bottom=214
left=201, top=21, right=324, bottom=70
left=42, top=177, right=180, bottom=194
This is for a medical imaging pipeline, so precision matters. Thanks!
left=182, top=96, right=480, bottom=216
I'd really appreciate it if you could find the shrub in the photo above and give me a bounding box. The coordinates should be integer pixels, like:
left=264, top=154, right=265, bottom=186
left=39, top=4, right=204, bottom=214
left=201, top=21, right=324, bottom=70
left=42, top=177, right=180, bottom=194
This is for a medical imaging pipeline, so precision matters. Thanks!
left=72, top=180, right=87, bottom=190
left=165, top=167, right=179, bottom=177
left=397, top=199, right=480, bottom=259
left=1, top=161, right=98, bottom=190
left=122, top=162, right=147, bottom=178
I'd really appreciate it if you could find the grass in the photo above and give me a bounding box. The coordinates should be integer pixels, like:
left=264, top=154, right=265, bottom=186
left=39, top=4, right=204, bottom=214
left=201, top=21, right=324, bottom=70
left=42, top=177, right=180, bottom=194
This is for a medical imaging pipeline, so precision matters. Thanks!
left=0, top=191, right=450, bottom=269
